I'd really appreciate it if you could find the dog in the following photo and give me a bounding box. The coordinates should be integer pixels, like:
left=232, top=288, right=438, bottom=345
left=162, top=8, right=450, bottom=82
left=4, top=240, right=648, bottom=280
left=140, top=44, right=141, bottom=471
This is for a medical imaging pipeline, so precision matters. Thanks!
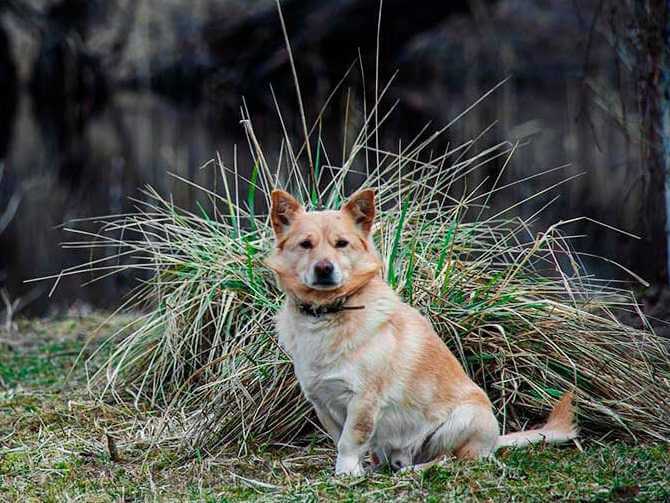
left=265, top=188, right=577, bottom=476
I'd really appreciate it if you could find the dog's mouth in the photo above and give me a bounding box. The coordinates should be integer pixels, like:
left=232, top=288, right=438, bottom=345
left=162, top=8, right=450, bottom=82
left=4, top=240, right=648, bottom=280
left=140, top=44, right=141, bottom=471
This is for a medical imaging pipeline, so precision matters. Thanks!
left=302, top=267, right=344, bottom=291
left=308, top=279, right=341, bottom=290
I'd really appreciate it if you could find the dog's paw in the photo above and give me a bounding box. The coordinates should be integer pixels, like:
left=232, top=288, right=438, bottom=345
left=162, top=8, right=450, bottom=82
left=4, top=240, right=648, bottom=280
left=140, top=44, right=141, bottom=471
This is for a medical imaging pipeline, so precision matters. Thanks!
left=335, top=464, right=365, bottom=477
left=335, top=456, right=365, bottom=476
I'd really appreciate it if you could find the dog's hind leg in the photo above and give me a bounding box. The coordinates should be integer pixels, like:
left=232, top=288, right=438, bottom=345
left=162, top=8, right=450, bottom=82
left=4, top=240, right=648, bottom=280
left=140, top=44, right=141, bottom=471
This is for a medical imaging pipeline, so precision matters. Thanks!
left=416, top=403, right=499, bottom=464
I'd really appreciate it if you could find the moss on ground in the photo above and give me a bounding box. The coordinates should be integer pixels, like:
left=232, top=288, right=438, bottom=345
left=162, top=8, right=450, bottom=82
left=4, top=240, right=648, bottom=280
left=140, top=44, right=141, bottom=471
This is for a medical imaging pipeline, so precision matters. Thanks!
left=0, top=315, right=668, bottom=502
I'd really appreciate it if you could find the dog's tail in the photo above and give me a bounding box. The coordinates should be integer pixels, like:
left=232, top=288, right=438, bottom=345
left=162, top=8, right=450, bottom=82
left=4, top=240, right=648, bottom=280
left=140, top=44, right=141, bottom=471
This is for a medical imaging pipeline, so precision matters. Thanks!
left=495, top=391, right=577, bottom=451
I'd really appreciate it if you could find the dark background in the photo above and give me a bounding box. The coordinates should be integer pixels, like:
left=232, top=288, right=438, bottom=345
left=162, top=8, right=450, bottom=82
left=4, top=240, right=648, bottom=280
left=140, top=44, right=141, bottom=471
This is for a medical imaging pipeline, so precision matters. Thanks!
left=0, top=0, right=668, bottom=323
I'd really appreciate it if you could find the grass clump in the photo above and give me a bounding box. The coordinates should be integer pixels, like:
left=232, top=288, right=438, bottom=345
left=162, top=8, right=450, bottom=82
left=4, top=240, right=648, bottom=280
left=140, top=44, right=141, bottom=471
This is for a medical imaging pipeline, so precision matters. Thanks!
left=40, top=69, right=670, bottom=455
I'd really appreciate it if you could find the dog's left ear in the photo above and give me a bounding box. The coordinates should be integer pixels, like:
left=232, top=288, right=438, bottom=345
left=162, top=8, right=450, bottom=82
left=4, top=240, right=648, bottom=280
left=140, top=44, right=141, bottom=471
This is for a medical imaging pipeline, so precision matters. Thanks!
left=343, top=189, right=376, bottom=235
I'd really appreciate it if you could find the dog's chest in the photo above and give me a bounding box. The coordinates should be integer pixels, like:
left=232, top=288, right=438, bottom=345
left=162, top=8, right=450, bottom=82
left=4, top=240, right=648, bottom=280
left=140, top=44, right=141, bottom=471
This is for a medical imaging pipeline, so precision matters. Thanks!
left=277, top=311, right=362, bottom=399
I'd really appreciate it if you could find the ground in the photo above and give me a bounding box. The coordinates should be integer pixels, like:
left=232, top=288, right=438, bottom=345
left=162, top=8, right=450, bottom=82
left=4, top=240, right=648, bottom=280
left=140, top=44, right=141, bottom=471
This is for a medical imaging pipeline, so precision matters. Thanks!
left=1, top=314, right=669, bottom=502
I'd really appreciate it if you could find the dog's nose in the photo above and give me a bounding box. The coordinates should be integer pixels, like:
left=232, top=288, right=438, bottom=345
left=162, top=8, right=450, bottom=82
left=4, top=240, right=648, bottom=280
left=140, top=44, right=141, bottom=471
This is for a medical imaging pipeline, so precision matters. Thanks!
left=313, top=260, right=334, bottom=280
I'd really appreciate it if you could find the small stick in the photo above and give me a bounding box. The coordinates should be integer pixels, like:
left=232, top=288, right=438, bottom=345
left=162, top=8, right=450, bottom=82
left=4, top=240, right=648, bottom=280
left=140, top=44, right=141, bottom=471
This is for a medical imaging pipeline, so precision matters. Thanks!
left=106, top=432, right=121, bottom=462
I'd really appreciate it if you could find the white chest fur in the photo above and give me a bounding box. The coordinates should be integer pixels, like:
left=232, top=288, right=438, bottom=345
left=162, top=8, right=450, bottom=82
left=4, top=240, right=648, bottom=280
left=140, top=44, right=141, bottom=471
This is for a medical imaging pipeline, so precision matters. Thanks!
left=278, top=307, right=354, bottom=398
left=276, top=299, right=396, bottom=403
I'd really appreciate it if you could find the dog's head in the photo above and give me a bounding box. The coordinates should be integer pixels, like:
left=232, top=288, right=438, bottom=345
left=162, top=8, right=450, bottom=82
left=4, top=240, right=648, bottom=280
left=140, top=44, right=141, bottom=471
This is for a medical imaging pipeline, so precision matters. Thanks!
left=265, top=189, right=382, bottom=304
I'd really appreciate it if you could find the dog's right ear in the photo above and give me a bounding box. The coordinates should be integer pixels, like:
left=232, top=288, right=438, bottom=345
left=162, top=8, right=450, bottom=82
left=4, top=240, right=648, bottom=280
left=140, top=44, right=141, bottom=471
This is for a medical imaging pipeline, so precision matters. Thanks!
left=270, top=190, right=303, bottom=239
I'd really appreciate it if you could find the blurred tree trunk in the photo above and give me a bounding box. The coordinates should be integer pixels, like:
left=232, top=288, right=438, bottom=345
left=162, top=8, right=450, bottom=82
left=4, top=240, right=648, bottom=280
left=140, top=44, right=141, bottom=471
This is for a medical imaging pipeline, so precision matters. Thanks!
left=634, top=0, right=670, bottom=285
left=0, top=19, right=18, bottom=161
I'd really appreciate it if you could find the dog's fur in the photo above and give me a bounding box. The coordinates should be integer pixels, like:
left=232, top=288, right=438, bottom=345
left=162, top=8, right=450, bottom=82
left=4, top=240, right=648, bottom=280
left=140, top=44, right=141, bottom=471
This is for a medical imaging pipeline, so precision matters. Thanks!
left=266, top=189, right=577, bottom=476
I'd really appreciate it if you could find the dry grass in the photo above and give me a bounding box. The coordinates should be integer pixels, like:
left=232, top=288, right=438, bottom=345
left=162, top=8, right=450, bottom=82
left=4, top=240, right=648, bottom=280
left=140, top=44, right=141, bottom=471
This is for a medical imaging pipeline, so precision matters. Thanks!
left=32, top=66, right=669, bottom=457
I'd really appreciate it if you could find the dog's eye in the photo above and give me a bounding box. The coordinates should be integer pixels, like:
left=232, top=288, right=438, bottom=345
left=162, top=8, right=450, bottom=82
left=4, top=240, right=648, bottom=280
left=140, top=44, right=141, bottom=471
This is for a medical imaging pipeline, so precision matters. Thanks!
left=299, top=240, right=313, bottom=249
left=335, top=239, right=349, bottom=248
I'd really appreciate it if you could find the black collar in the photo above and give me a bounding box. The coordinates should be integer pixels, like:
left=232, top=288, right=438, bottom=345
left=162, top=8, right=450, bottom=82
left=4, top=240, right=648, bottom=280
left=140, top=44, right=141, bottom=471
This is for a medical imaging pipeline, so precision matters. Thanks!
left=297, top=297, right=365, bottom=318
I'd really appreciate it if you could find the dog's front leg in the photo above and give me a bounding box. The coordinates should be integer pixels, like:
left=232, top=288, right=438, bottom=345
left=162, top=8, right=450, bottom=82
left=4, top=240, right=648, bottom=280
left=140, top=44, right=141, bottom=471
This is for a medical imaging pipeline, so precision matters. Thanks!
left=335, top=396, right=379, bottom=476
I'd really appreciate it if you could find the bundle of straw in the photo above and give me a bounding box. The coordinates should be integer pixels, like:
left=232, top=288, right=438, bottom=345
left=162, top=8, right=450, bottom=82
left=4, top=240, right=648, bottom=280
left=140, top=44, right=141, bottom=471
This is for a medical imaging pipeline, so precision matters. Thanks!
left=49, top=34, right=669, bottom=449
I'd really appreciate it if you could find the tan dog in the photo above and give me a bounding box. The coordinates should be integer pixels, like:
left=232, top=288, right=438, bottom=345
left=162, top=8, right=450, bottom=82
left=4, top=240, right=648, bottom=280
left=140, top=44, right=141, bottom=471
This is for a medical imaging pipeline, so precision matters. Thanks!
left=266, top=188, right=577, bottom=476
